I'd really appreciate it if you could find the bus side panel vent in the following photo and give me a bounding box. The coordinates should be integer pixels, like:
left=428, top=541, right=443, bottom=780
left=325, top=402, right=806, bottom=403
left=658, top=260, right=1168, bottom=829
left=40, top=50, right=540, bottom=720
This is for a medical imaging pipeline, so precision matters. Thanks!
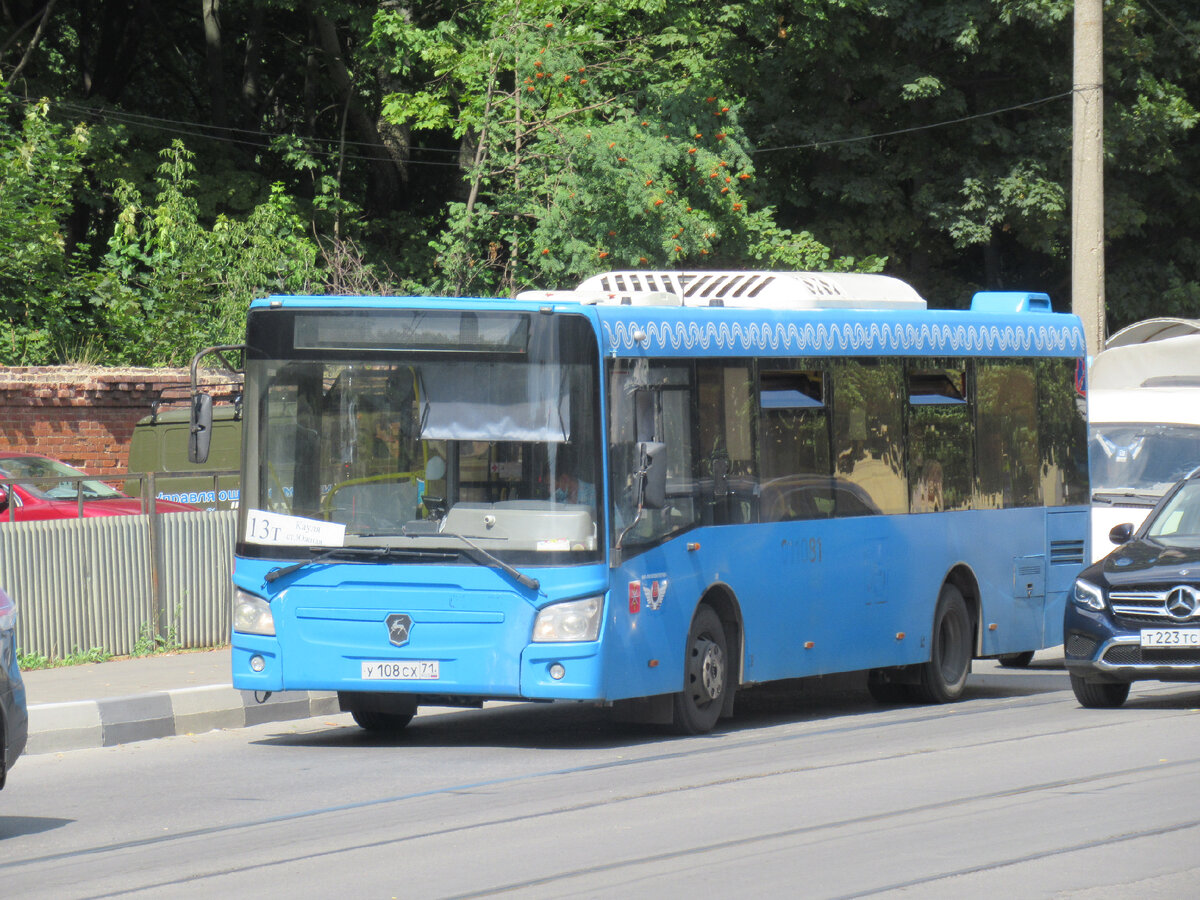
left=1050, top=539, right=1086, bottom=566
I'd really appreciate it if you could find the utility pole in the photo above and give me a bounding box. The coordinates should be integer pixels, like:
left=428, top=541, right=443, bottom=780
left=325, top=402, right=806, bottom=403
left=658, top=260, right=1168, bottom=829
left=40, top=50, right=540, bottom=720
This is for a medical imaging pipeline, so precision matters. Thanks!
left=1072, top=0, right=1106, bottom=358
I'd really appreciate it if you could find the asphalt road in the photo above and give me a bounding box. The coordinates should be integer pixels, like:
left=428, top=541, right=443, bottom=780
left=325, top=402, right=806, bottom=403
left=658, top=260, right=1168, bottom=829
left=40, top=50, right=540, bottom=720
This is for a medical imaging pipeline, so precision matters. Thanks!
left=3, top=662, right=1200, bottom=899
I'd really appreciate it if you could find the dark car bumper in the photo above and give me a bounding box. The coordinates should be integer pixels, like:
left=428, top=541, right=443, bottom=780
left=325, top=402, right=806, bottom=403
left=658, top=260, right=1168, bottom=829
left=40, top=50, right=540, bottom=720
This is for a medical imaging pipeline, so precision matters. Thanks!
left=1, top=643, right=28, bottom=788
left=1064, top=603, right=1200, bottom=684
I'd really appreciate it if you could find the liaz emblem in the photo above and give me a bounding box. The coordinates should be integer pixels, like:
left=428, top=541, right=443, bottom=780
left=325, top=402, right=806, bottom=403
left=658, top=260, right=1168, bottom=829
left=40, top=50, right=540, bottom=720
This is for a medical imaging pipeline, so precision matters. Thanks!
left=387, top=613, right=413, bottom=647
left=630, top=575, right=668, bottom=612
left=644, top=577, right=667, bottom=610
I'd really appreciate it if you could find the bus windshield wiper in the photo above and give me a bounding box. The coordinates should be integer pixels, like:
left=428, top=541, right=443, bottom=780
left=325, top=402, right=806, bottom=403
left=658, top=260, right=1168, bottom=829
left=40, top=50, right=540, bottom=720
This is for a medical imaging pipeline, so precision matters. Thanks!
left=264, top=546, right=454, bottom=583
left=403, top=528, right=541, bottom=591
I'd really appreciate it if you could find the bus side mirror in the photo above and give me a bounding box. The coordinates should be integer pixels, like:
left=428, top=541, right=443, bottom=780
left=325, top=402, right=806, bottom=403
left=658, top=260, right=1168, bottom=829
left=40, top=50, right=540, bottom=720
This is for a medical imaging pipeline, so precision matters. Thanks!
left=0, top=486, right=8, bottom=512
left=189, top=393, right=214, bottom=464
left=637, top=441, right=667, bottom=509
left=1109, top=522, right=1134, bottom=545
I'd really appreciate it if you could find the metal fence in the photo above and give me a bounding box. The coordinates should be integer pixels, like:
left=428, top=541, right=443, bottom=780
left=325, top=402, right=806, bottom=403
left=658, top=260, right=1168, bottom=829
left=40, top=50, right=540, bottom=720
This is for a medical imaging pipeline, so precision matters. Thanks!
left=0, top=509, right=236, bottom=658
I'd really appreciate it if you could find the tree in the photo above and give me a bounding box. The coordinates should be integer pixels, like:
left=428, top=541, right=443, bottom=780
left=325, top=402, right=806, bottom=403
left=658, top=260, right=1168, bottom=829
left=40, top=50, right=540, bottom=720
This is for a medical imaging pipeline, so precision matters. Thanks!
left=0, top=95, right=91, bottom=363
left=374, top=0, right=878, bottom=297
left=738, top=0, right=1199, bottom=322
left=2, top=0, right=1198, bottom=365
left=91, top=142, right=322, bottom=365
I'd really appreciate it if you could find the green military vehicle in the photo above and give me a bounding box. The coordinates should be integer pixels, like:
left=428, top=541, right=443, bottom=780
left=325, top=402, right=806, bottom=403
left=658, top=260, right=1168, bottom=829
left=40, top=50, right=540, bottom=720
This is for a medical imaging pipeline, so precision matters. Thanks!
left=127, top=403, right=242, bottom=510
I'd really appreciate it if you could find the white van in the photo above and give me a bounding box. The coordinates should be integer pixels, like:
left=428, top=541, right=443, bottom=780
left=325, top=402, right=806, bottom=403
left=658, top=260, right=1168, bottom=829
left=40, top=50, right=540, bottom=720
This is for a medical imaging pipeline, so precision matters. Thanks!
left=1089, top=319, right=1200, bottom=560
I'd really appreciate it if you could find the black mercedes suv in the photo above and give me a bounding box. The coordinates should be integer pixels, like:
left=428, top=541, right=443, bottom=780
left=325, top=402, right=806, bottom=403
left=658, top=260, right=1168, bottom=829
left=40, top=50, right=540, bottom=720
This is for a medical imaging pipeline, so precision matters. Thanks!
left=1066, top=466, right=1200, bottom=707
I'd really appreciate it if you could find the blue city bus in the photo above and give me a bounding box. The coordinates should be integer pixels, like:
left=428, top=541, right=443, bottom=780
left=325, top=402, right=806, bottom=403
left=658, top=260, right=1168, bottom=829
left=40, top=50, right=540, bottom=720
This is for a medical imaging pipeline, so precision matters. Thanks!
left=190, top=270, right=1089, bottom=734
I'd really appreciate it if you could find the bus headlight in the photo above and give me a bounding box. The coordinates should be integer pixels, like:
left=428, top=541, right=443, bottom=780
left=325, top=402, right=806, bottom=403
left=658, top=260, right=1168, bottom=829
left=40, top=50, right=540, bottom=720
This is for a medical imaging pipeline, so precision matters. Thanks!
left=233, top=589, right=276, bottom=635
left=532, top=596, right=603, bottom=643
left=1072, top=579, right=1106, bottom=611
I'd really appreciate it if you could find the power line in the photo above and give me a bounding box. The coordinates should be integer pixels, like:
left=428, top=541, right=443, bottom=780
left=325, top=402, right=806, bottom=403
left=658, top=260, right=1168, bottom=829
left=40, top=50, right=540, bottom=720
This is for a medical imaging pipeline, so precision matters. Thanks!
left=21, top=89, right=1079, bottom=166
left=750, top=91, right=1074, bottom=155
left=39, top=98, right=464, bottom=169
left=1141, top=0, right=1199, bottom=49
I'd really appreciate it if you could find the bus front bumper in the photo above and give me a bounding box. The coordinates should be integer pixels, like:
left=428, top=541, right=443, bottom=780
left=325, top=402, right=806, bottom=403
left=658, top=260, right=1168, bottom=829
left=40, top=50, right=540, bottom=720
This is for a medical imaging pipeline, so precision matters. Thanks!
left=231, top=632, right=607, bottom=702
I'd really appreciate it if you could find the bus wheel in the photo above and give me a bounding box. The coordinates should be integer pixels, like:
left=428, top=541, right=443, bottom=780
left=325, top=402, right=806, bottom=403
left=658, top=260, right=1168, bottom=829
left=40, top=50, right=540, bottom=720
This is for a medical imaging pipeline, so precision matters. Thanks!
left=1070, top=674, right=1130, bottom=709
left=350, top=709, right=415, bottom=733
left=672, top=605, right=728, bottom=735
left=910, top=583, right=972, bottom=704
left=998, top=651, right=1035, bottom=668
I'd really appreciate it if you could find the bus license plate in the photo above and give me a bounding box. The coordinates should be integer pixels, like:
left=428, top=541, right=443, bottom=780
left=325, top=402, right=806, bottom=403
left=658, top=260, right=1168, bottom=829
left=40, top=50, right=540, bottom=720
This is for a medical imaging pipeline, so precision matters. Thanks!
left=1140, top=629, right=1200, bottom=648
left=361, top=660, right=439, bottom=680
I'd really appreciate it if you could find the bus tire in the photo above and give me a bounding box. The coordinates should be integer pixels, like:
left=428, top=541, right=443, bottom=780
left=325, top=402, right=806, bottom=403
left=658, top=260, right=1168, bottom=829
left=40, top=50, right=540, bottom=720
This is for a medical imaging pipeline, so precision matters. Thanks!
left=1070, top=674, right=1130, bottom=708
left=350, top=709, right=415, bottom=733
left=998, top=651, right=1035, bottom=668
left=910, top=583, right=972, bottom=704
left=672, top=605, right=728, bottom=735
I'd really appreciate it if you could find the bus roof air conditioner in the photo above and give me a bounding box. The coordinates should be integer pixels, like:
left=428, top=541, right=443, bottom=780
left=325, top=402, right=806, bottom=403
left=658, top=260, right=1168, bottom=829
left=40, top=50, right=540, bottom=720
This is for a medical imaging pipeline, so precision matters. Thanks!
left=573, top=270, right=928, bottom=310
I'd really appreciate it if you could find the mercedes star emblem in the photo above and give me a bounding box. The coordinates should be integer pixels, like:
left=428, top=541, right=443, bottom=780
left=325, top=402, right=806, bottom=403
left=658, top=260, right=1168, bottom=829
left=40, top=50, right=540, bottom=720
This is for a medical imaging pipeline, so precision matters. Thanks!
left=1164, top=587, right=1200, bottom=621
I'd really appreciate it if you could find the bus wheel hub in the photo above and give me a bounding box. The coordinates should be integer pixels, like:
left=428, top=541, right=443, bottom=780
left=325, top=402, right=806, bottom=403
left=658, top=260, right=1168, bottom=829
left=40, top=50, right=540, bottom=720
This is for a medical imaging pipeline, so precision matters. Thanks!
left=699, top=639, right=725, bottom=701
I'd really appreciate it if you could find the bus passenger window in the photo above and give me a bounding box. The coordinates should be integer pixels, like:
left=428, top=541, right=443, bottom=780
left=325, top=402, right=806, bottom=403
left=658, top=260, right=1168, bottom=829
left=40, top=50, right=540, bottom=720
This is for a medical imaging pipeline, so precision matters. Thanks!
left=698, top=363, right=756, bottom=524
left=976, top=361, right=1041, bottom=508
left=907, top=361, right=973, bottom=513
left=757, top=365, right=833, bottom=522
left=831, top=360, right=906, bottom=516
left=1037, top=358, right=1089, bottom=506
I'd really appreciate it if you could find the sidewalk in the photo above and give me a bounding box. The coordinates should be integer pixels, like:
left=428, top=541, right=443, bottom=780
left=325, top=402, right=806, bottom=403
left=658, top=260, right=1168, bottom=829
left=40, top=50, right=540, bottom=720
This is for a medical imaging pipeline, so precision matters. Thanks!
left=21, top=649, right=339, bottom=755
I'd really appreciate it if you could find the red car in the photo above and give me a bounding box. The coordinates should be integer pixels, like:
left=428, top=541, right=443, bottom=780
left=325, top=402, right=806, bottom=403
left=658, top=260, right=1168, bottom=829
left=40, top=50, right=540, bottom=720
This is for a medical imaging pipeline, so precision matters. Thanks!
left=0, top=453, right=195, bottom=521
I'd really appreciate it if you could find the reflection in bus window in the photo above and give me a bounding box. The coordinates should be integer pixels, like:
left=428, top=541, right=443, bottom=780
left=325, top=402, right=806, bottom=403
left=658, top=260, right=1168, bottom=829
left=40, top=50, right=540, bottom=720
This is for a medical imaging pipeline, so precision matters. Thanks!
left=1037, top=357, right=1089, bottom=506
left=697, top=363, right=756, bottom=524
left=907, top=361, right=973, bottom=513
left=832, top=359, right=906, bottom=515
left=758, top=364, right=833, bottom=522
left=976, top=361, right=1040, bottom=508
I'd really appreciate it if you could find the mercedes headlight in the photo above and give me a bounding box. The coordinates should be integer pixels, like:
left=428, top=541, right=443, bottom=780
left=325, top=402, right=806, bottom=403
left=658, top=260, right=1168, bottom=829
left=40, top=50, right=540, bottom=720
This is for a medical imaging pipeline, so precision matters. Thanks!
left=1072, top=579, right=1106, bottom=612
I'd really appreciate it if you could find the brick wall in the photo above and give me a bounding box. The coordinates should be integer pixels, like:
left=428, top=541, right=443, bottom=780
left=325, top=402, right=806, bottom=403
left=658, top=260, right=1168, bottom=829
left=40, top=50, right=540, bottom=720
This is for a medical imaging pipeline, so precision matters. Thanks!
left=0, top=367, right=240, bottom=476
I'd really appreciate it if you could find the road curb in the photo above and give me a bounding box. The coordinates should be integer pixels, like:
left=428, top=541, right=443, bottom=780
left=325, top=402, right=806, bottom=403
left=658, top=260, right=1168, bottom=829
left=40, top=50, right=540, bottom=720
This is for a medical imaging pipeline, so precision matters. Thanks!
left=26, top=686, right=340, bottom=755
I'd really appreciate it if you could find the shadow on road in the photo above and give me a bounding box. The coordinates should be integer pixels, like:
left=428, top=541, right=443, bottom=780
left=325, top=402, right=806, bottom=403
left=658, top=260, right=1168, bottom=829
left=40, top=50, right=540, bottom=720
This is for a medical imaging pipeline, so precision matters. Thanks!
left=252, top=663, right=1079, bottom=752
left=0, top=816, right=73, bottom=841
left=1115, top=685, right=1200, bottom=710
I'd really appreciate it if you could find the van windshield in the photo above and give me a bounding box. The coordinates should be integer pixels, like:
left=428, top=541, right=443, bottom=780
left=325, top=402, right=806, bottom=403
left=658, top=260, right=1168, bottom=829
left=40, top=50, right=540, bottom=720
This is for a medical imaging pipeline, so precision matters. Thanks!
left=1090, top=424, right=1200, bottom=502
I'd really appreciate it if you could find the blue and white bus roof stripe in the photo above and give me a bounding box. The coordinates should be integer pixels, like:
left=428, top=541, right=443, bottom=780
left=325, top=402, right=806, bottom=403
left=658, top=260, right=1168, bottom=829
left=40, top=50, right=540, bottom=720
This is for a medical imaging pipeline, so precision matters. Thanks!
left=593, top=305, right=1085, bottom=359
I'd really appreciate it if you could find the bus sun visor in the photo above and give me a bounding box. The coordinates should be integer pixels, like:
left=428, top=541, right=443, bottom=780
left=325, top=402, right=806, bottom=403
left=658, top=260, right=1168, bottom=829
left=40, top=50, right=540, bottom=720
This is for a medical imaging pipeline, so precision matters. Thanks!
left=418, top=362, right=570, bottom=442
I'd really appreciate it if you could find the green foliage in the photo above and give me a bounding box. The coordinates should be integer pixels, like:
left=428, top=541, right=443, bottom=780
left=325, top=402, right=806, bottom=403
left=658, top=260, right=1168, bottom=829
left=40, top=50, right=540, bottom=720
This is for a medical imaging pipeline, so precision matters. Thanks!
left=375, top=2, right=872, bottom=297
left=132, top=618, right=182, bottom=657
left=18, top=646, right=114, bottom=670
left=0, top=95, right=91, bottom=363
left=1, top=0, right=1198, bottom=351
left=90, top=143, right=321, bottom=364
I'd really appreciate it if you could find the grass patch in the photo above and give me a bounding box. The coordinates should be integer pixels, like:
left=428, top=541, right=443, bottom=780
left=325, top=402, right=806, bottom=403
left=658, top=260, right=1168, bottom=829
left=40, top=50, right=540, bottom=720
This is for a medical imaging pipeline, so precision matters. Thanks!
left=18, top=647, right=114, bottom=670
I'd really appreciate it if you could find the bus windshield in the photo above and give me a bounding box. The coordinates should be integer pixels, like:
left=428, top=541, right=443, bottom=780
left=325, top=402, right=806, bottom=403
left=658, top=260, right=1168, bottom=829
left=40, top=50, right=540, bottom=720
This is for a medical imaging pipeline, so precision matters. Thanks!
left=240, top=309, right=602, bottom=564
